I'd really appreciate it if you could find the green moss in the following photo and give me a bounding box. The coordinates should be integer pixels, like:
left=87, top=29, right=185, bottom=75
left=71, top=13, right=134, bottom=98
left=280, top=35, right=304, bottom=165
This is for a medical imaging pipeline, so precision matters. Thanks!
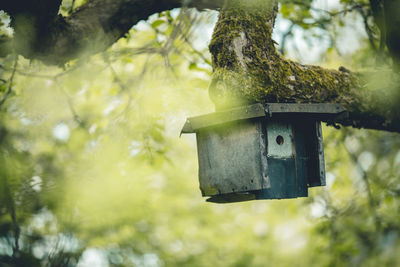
left=207, top=1, right=400, bottom=131
left=209, top=1, right=363, bottom=111
left=208, top=1, right=279, bottom=108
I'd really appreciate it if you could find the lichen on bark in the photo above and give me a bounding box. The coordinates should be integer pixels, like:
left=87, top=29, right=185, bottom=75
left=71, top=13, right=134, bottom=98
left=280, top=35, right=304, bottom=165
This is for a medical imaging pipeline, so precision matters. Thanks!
left=208, top=0, right=400, bottom=132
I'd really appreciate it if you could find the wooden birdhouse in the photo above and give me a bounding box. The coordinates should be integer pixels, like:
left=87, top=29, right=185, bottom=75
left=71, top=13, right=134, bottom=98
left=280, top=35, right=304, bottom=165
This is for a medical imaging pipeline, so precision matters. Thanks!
left=181, top=103, right=347, bottom=203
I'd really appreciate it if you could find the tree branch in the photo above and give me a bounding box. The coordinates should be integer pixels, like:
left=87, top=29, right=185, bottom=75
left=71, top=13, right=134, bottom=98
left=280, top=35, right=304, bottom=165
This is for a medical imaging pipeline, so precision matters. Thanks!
left=0, top=0, right=225, bottom=65
left=208, top=0, right=400, bottom=133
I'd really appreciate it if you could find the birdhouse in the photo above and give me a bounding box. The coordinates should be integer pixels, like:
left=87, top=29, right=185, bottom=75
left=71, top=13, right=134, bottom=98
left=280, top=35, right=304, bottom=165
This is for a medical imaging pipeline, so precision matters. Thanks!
left=181, top=103, right=347, bottom=203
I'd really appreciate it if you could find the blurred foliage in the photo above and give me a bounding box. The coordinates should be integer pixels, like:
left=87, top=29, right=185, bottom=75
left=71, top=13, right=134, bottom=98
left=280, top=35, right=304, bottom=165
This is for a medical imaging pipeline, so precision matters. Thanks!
left=0, top=11, right=12, bottom=37
left=0, top=1, right=399, bottom=267
left=277, top=0, right=388, bottom=65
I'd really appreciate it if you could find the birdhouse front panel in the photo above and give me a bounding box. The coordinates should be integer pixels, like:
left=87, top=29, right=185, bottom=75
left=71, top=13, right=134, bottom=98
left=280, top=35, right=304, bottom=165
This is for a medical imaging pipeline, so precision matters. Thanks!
left=262, top=120, right=303, bottom=199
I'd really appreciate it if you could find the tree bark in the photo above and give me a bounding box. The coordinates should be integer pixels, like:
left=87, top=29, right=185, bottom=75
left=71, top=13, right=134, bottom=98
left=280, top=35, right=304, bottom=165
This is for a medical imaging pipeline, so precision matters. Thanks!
left=383, top=0, right=400, bottom=64
left=207, top=0, right=400, bottom=133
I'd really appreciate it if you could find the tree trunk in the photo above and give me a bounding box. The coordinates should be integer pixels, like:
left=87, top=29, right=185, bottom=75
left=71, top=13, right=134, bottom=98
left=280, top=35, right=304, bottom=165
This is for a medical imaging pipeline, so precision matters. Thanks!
left=209, top=0, right=400, bottom=132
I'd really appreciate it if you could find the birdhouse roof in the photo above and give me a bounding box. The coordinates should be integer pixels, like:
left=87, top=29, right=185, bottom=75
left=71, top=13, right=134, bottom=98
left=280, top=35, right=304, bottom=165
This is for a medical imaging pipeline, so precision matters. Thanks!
left=181, top=103, right=347, bottom=133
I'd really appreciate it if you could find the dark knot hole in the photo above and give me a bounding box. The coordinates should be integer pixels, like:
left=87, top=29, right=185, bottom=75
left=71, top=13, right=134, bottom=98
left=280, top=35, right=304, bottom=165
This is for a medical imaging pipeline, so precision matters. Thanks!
left=276, top=135, right=284, bottom=145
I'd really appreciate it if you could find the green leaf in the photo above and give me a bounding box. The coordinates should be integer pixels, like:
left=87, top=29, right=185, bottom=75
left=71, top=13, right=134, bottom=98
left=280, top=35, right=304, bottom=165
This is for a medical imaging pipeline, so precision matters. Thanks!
left=151, top=19, right=165, bottom=28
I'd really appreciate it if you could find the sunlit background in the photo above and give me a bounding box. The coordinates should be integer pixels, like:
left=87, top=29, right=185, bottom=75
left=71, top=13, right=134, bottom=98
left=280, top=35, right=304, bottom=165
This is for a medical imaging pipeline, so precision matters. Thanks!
left=1, top=0, right=400, bottom=266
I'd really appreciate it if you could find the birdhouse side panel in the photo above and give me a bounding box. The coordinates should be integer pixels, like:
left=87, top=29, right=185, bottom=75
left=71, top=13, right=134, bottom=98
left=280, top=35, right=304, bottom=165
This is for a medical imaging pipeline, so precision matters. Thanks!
left=292, top=122, right=312, bottom=196
left=196, top=120, right=268, bottom=196
left=316, top=122, right=326, bottom=186
left=299, top=121, right=326, bottom=187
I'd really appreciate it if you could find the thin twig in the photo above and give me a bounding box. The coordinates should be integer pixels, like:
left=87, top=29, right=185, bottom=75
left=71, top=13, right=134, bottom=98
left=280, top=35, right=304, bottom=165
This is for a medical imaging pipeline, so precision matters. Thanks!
left=3, top=177, right=20, bottom=257
left=356, top=8, right=378, bottom=52
left=54, top=79, right=84, bottom=126
left=182, top=35, right=212, bottom=66
left=343, top=143, right=381, bottom=231
left=159, top=8, right=189, bottom=74
left=103, top=52, right=134, bottom=118
left=103, top=53, right=129, bottom=92
left=0, top=59, right=88, bottom=80
left=113, top=55, right=151, bottom=119
left=0, top=55, right=18, bottom=107
left=70, top=0, right=76, bottom=14
left=279, top=23, right=294, bottom=55
left=292, top=1, right=368, bottom=17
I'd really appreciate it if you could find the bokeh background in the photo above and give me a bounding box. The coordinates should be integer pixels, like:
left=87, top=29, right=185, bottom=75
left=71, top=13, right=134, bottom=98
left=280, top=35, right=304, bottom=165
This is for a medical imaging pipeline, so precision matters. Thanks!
left=0, top=0, right=400, bottom=266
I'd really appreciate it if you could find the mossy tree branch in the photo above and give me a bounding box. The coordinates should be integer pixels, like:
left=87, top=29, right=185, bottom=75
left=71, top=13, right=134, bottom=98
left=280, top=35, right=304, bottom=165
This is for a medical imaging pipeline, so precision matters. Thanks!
left=0, top=0, right=225, bottom=65
left=209, top=0, right=400, bottom=133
